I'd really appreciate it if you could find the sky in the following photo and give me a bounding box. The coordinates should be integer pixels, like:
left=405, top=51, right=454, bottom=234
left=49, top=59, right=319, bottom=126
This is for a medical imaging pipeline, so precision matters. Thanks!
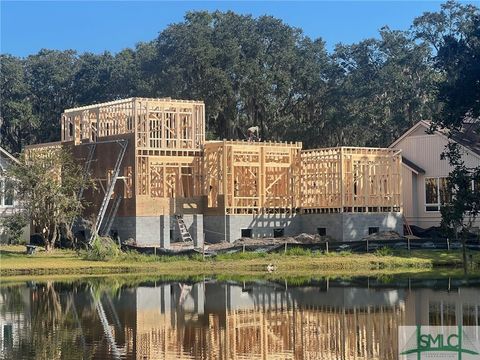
left=1, top=1, right=477, bottom=57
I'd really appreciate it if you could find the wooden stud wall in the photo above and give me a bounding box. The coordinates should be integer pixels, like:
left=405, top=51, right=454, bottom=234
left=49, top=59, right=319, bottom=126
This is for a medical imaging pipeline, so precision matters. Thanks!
left=61, top=97, right=205, bottom=150
left=301, top=147, right=402, bottom=213
left=133, top=303, right=404, bottom=360
left=61, top=97, right=206, bottom=216
left=57, top=97, right=402, bottom=217
left=204, top=140, right=302, bottom=215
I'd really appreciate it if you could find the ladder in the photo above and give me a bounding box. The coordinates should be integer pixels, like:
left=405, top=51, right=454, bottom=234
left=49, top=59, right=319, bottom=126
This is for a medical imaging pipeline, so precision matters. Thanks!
left=89, top=140, right=128, bottom=244
left=70, top=143, right=96, bottom=230
left=403, top=214, right=414, bottom=237
left=99, top=194, right=122, bottom=237
left=174, top=214, right=193, bottom=242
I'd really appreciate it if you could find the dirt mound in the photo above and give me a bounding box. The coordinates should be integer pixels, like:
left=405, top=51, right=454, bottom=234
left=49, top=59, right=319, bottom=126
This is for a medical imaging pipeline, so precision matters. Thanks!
left=362, top=231, right=404, bottom=241
left=294, top=233, right=324, bottom=243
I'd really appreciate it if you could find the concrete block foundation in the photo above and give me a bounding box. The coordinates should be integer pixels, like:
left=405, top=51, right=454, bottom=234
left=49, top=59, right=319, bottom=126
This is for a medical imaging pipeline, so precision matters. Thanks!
left=110, top=215, right=204, bottom=249
left=104, top=212, right=401, bottom=247
left=204, top=212, right=403, bottom=243
left=204, top=213, right=301, bottom=243
left=301, top=212, right=403, bottom=242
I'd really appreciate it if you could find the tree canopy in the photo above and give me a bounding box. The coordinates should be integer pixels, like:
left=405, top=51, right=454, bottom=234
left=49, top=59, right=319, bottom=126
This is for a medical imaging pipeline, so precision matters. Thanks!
left=7, top=147, right=90, bottom=250
left=0, top=1, right=478, bottom=153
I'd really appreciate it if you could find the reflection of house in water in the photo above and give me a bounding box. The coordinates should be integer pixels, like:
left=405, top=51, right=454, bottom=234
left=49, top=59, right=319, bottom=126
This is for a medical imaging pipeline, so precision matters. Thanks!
left=404, top=288, right=480, bottom=327
left=2, top=280, right=478, bottom=359
left=0, top=287, right=31, bottom=353
left=124, top=281, right=480, bottom=359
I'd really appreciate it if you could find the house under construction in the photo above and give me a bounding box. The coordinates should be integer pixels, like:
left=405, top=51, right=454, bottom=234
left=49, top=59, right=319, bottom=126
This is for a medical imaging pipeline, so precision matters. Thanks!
left=28, top=97, right=403, bottom=248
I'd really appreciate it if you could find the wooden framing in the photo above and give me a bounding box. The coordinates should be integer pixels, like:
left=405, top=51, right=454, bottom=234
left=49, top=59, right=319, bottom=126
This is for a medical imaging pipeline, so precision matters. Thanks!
left=204, top=140, right=302, bottom=215
left=300, top=147, right=402, bottom=213
left=60, top=98, right=206, bottom=217
left=37, top=97, right=403, bottom=219
left=132, top=294, right=404, bottom=360
left=61, top=97, right=205, bottom=150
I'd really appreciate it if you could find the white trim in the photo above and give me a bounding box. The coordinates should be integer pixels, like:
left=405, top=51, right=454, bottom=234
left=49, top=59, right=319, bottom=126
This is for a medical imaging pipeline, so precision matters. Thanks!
left=389, top=120, right=431, bottom=149
left=0, top=176, right=15, bottom=207
left=424, top=176, right=450, bottom=213
left=401, top=162, right=420, bottom=175
left=390, top=120, right=480, bottom=161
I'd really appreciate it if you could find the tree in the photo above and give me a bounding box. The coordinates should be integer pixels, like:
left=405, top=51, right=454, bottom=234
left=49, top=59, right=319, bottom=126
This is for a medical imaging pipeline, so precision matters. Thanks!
left=0, top=55, right=39, bottom=154
left=330, top=27, right=439, bottom=147
left=25, top=49, right=78, bottom=143
left=0, top=3, right=476, bottom=152
left=414, top=2, right=480, bottom=267
left=441, top=142, right=480, bottom=268
left=0, top=212, right=28, bottom=245
left=6, top=147, right=90, bottom=251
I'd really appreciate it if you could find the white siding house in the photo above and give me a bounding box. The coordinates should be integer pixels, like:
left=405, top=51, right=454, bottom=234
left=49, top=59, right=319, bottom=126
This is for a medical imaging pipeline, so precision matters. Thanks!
left=390, top=120, right=480, bottom=230
left=0, top=147, right=29, bottom=243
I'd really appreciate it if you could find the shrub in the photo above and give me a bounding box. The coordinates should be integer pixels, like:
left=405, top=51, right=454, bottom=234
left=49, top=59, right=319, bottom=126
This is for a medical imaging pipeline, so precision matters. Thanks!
left=216, top=251, right=267, bottom=260
left=189, top=253, right=206, bottom=262
left=374, top=246, right=393, bottom=257
left=83, top=236, right=121, bottom=261
left=285, top=247, right=312, bottom=256
left=1, top=213, right=28, bottom=245
left=120, top=250, right=158, bottom=262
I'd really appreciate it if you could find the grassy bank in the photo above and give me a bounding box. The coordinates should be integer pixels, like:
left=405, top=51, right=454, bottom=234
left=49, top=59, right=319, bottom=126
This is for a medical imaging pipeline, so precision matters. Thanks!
left=2, top=245, right=467, bottom=277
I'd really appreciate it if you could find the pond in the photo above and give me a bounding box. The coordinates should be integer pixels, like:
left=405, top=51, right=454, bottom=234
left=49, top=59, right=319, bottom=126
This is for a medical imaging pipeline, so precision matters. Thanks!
left=0, top=275, right=479, bottom=359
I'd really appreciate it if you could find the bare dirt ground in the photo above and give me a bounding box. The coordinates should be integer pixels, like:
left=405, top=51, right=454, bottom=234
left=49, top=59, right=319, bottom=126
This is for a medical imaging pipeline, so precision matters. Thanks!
left=205, top=233, right=333, bottom=251
left=162, top=231, right=404, bottom=251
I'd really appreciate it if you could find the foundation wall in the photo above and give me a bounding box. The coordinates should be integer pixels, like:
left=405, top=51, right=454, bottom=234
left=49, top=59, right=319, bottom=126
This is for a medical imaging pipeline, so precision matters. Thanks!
left=111, top=215, right=204, bottom=249
left=301, top=214, right=344, bottom=241
left=301, top=212, right=403, bottom=241
left=205, top=212, right=403, bottom=243
left=341, top=212, right=403, bottom=241
left=204, top=214, right=300, bottom=243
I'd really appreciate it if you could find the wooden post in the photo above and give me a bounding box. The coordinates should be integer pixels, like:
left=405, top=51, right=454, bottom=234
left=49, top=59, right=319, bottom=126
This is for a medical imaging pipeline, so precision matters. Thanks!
left=339, top=147, right=344, bottom=212
left=446, top=237, right=450, bottom=251
left=284, top=242, right=287, bottom=254
left=407, top=237, right=411, bottom=252
left=243, top=244, right=245, bottom=253
left=325, top=241, right=329, bottom=254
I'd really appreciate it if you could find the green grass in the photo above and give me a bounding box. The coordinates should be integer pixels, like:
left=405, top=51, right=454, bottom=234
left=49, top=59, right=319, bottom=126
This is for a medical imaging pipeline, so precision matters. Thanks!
left=392, top=249, right=480, bottom=266
left=0, top=245, right=442, bottom=277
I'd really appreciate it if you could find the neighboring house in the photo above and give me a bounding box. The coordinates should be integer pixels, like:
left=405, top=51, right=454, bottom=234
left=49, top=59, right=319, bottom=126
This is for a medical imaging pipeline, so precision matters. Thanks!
left=390, top=120, right=480, bottom=230
left=0, top=146, right=28, bottom=243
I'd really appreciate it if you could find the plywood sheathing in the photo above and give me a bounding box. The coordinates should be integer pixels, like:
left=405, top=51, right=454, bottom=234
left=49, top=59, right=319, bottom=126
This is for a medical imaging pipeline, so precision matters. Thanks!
left=61, top=98, right=206, bottom=217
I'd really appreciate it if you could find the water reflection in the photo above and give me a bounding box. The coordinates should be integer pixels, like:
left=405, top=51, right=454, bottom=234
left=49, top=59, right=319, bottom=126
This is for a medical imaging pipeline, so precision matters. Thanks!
left=0, top=277, right=479, bottom=359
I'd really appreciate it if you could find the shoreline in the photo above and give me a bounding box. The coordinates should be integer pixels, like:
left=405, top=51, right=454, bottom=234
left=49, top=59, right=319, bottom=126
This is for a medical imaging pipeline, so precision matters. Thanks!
left=2, top=245, right=478, bottom=278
